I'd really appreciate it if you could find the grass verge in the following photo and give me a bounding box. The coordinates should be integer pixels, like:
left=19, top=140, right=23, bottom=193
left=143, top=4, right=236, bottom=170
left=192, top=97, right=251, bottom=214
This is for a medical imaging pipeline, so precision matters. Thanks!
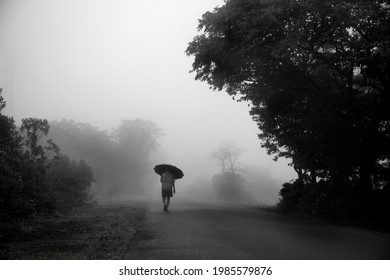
left=0, top=202, right=145, bottom=259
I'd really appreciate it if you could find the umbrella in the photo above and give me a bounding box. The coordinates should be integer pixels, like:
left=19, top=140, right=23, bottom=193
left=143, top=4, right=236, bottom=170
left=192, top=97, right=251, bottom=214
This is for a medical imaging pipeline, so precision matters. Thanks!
left=154, top=164, right=184, bottom=179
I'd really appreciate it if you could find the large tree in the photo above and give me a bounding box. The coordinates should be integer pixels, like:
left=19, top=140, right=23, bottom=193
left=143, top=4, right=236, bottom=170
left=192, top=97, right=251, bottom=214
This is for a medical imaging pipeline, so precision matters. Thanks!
left=186, top=0, right=390, bottom=190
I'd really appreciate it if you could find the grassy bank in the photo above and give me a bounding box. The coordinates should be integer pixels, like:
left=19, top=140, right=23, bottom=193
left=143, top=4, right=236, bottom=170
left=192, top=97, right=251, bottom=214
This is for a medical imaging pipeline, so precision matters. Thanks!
left=0, top=202, right=145, bottom=259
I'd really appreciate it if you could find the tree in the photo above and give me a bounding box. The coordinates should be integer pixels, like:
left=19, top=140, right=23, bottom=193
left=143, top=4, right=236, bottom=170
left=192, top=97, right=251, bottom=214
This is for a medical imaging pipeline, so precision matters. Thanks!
left=186, top=0, right=390, bottom=190
left=187, top=0, right=390, bottom=227
left=48, top=119, right=117, bottom=198
left=48, top=118, right=162, bottom=199
left=1, top=91, right=60, bottom=218
left=209, top=142, right=243, bottom=174
left=19, top=118, right=59, bottom=203
left=110, top=119, right=162, bottom=197
left=112, top=119, right=162, bottom=157
left=209, top=142, right=250, bottom=202
left=1, top=91, right=96, bottom=220
left=1, top=90, right=25, bottom=218
left=20, top=118, right=59, bottom=172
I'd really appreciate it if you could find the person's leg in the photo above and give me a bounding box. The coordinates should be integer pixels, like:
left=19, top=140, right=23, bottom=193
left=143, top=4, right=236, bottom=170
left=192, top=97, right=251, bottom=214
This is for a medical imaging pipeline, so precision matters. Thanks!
left=162, top=196, right=167, bottom=211
left=166, top=197, right=170, bottom=211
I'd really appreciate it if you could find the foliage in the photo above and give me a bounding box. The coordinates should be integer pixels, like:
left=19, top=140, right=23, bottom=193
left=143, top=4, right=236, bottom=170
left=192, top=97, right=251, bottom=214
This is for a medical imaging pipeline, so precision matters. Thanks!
left=48, top=119, right=162, bottom=199
left=1, top=94, right=28, bottom=218
left=112, top=119, right=162, bottom=157
left=110, top=119, right=162, bottom=196
left=45, top=154, right=94, bottom=212
left=1, top=104, right=58, bottom=218
left=209, top=142, right=254, bottom=202
left=278, top=180, right=390, bottom=231
left=211, top=172, right=251, bottom=202
left=187, top=0, right=390, bottom=225
left=0, top=90, right=94, bottom=220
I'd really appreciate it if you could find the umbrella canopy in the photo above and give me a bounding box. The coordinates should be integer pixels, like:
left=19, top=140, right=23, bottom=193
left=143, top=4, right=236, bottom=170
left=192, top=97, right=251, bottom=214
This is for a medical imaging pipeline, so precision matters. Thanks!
left=154, top=164, right=184, bottom=179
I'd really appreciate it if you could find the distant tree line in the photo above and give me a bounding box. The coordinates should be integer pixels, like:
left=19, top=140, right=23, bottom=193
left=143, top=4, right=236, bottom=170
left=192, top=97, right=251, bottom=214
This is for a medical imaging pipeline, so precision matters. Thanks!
left=187, top=0, right=390, bottom=230
left=0, top=90, right=161, bottom=222
left=48, top=118, right=162, bottom=200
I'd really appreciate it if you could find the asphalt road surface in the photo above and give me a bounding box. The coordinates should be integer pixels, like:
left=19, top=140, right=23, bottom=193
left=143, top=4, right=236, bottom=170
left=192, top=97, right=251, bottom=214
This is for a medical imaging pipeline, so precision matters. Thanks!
left=124, top=200, right=390, bottom=260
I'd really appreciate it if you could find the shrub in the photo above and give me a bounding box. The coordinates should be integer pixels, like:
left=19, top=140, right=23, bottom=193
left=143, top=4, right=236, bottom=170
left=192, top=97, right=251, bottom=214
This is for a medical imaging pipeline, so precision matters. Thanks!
left=278, top=179, right=390, bottom=231
left=45, top=154, right=95, bottom=213
left=211, top=172, right=251, bottom=203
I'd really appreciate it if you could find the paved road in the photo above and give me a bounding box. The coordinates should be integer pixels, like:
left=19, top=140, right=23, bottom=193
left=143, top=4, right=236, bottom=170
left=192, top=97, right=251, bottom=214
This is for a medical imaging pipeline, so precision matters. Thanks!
left=124, top=200, right=390, bottom=259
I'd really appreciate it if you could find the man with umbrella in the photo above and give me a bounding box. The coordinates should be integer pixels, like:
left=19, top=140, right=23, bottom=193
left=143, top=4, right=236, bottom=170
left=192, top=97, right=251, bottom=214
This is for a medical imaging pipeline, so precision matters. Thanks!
left=161, top=170, right=175, bottom=212
left=154, top=164, right=184, bottom=212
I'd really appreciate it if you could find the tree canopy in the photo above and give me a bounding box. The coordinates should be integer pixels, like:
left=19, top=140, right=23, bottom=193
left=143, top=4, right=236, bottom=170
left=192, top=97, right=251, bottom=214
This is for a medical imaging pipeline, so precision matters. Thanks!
left=187, top=0, right=390, bottom=190
left=187, top=0, right=390, bottom=228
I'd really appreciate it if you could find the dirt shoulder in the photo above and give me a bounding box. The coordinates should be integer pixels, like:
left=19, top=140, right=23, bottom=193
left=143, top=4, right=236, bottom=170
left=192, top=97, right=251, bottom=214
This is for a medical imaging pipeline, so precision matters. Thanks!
left=0, top=201, right=146, bottom=259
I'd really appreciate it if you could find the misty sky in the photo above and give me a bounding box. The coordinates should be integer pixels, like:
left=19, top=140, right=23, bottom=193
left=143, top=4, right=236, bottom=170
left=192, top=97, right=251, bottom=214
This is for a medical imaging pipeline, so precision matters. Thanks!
left=0, top=0, right=296, bottom=199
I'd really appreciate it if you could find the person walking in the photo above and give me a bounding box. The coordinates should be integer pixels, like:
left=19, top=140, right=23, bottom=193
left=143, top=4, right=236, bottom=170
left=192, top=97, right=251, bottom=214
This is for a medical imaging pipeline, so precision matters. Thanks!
left=161, top=170, right=175, bottom=212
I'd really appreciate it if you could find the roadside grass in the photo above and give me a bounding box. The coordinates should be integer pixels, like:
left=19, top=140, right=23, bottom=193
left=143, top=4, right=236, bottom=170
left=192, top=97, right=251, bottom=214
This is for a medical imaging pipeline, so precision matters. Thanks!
left=0, top=202, right=145, bottom=259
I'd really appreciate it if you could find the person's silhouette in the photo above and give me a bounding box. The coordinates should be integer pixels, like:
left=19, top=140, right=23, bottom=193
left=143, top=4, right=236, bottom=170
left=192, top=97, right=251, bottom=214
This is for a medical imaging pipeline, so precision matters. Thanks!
left=160, top=170, right=175, bottom=212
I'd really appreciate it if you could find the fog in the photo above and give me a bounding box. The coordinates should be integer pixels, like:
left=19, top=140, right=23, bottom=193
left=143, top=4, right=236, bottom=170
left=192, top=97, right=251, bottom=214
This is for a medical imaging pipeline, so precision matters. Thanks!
left=0, top=0, right=296, bottom=205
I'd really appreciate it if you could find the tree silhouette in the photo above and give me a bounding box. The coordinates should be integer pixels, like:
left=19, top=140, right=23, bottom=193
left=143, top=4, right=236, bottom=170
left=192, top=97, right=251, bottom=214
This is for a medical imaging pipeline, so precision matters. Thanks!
left=209, top=142, right=243, bottom=174
left=1, top=90, right=94, bottom=219
left=187, top=0, right=390, bottom=190
left=187, top=0, right=390, bottom=228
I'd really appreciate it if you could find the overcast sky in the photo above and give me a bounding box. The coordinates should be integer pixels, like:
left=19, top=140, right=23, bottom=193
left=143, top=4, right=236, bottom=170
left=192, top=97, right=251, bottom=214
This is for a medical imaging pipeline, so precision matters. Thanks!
left=0, top=0, right=296, bottom=201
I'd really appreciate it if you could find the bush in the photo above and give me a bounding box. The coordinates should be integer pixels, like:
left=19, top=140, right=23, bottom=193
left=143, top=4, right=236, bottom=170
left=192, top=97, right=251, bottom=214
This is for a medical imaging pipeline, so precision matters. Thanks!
left=1, top=91, right=95, bottom=221
left=211, top=172, right=252, bottom=203
left=45, top=154, right=95, bottom=213
left=278, top=180, right=390, bottom=231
